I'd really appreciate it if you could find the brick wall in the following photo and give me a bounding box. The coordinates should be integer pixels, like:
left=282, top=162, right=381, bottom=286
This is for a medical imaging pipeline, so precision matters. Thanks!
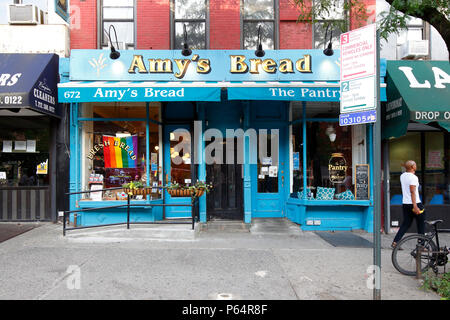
left=70, top=0, right=97, bottom=49
left=136, top=0, right=171, bottom=49
left=70, top=0, right=374, bottom=50
left=279, top=0, right=312, bottom=49
left=209, top=0, right=241, bottom=49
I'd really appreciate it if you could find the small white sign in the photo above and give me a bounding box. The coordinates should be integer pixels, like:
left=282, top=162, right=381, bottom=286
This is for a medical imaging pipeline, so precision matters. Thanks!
left=268, top=166, right=278, bottom=178
left=26, top=140, right=36, bottom=153
left=14, top=141, right=26, bottom=151
left=0, top=172, right=6, bottom=179
left=340, top=23, right=376, bottom=82
left=340, top=76, right=376, bottom=113
left=2, top=140, right=12, bottom=153
left=261, top=157, right=272, bottom=165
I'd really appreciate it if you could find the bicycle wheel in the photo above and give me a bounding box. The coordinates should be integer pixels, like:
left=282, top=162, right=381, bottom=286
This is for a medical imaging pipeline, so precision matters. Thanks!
left=391, top=234, right=438, bottom=276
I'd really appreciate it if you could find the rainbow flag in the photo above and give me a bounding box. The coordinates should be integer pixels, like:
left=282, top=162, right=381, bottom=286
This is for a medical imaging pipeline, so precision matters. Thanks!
left=102, top=135, right=138, bottom=168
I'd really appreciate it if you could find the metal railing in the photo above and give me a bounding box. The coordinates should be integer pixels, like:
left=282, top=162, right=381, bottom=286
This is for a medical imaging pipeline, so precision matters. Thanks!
left=63, top=187, right=198, bottom=236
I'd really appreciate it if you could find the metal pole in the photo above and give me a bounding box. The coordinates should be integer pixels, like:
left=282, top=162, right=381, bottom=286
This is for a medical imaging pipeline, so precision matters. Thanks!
left=373, top=29, right=382, bottom=300
left=416, top=245, right=422, bottom=279
left=191, top=196, right=195, bottom=230
left=127, top=193, right=130, bottom=229
left=63, top=212, right=66, bottom=236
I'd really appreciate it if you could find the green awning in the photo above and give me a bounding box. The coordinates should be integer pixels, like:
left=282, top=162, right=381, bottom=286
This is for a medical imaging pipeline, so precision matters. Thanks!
left=383, top=60, right=450, bottom=139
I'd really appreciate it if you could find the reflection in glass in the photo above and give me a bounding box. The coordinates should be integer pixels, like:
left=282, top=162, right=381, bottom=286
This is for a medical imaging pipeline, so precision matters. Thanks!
left=175, top=0, right=206, bottom=19
left=175, top=22, right=206, bottom=50
left=314, top=22, right=341, bottom=50
left=243, top=0, right=274, bottom=19
left=244, top=22, right=274, bottom=50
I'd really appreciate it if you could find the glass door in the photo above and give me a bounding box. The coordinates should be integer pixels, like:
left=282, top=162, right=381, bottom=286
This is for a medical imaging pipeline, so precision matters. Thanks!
left=163, top=124, right=193, bottom=218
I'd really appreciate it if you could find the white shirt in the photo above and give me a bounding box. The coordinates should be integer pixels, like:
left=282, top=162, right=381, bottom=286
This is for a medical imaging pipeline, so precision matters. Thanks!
left=400, top=172, right=421, bottom=204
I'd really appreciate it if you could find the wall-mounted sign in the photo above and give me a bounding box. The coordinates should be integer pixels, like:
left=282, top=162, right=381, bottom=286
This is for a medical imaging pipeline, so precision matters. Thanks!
left=339, top=110, right=377, bottom=126
left=329, top=153, right=347, bottom=183
left=55, top=0, right=70, bottom=22
left=69, top=50, right=341, bottom=82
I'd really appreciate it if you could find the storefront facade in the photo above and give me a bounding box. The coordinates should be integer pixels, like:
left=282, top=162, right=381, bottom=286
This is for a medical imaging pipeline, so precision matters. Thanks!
left=0, top=53, right=62, bottom=222
left=383, top=60, right=450, bottom=230
left=59, top=49, right=386, bottom=231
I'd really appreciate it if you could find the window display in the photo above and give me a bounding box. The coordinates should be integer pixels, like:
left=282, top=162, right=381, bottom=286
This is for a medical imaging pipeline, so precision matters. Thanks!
left=80, top=103, right=161, bottom=200
left=0, top=117, right=50, bottom=187
left=291, top=102, right=364, bottom=201
left=389, top=131, right=449, bottom=205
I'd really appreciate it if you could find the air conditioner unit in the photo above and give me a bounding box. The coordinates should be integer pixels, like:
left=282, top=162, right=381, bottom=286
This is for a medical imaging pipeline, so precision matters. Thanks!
left=399, top=40, right=429, bottom=60
left=8, top=4, right=45, bottom=25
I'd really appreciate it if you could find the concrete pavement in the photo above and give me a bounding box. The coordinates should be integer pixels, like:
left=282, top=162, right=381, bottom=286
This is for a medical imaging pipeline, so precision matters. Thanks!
left=0, top=219, right=447, bottom=300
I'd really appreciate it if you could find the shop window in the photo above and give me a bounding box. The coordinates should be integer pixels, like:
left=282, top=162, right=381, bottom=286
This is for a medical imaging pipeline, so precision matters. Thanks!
left=291, top=102, right=365, bottom=200
left=0, top=117, right=50, bottom=187
left=169, top=129, right=192, bottom=187
left=389, top=131, right=449, bottom=205
left=389, top=132, right=421, bottom=204
left=173, top=0, right=207, bottom=50
left=80, top=103, right=161, bottom=201
left=243, top=0, right=275, bottom=50
left=257, top=131, right=279, bottom=193
left=424, top=132, right=446, bottom=205
left=312, top=0, right=346, bottom=50
left=101, top=0, right=135, bottom=50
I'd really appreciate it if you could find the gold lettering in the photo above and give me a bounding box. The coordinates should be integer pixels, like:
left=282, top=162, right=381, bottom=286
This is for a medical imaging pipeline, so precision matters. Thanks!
left=128, top=55, right=148, bottom=74
left=296, top=55, right=312, bottom=73
left=149, top=59, right=173, bottom=73
left=249, top=59, right=262, bottom=74
left=262, top=59, right=277, bottom=73
left=279, top=59, right=294, bottom=73
left=230, top=55, right=248, bottom=73
left=197, top=59, right=211, bottom=73
left=174, top=59, right=191, bottom=79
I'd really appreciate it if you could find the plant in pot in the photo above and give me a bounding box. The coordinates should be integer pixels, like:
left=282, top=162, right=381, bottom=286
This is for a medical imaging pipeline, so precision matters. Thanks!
left=122, top=180, right=146, bottom=196
left=167, top=182, right=190, bottom=197
left=192, top=180, right=213, bottom=197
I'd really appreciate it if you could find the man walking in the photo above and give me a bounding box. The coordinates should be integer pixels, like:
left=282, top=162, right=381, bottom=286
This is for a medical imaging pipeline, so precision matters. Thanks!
left=391, top=160, right=426, bottom=248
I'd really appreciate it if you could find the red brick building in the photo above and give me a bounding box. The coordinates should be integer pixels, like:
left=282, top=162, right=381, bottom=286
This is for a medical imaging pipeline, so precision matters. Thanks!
left=70, top=0, right=375, bottom=51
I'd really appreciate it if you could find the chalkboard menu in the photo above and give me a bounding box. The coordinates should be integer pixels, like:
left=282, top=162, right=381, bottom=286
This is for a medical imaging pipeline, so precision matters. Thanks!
left=355, top=164, right=370, bottom=200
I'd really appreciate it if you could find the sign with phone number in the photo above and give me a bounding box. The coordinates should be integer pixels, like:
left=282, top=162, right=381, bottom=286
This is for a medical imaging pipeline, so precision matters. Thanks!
left=339, top=110, right=376, bottom=126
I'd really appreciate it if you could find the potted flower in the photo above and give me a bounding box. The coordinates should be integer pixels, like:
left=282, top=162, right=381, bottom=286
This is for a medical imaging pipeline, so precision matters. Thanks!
left=192, top=180, right=213, bottom=197
left=122, top=180, right=148, bottom=196
left=167, top=182, right=191, bottom=197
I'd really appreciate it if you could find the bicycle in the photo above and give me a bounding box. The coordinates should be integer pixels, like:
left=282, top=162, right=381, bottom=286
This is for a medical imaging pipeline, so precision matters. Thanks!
left=392, top=220, right=449, bottom=276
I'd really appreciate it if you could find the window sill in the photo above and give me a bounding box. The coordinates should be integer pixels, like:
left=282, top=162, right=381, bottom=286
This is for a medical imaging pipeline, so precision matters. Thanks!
left=287, top=198, right=372, bottom=206
left=78, top=199, right=162, bottom=209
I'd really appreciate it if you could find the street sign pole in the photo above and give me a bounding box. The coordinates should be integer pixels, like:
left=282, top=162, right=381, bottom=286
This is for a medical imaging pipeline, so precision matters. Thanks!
left=373, top=29, right=382, bottom=301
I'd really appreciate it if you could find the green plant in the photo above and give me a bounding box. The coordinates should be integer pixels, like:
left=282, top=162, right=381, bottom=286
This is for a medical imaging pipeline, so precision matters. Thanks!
left=122, top=180, right=145, bottom=189
left=421, top=271, right=450, bottom=300
left=194, top=180, right=213, bottom=193
left=167, top=182, right=180, bottom=190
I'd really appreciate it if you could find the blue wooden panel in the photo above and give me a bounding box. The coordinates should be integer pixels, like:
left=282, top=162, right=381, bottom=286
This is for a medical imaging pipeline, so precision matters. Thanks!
left=75, top=200, right=163, bottom=227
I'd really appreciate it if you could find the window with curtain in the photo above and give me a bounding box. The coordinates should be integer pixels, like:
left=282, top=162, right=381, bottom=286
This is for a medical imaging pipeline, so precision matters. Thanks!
left=101, top=0, right=135, bottom=50
left=173, top=0, right=207, bottom=50
left=243, top=0, right=275, bottom=50
left=313, top=0, right=347, bottom=50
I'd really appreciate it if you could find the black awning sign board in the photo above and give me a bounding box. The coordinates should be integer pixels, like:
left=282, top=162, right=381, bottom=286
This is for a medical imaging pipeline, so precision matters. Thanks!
left=0, top=53, right=60, bottom=118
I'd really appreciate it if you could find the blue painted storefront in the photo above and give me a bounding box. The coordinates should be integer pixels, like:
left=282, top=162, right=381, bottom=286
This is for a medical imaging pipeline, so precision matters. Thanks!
left=60, top=49, right=385, bottom=232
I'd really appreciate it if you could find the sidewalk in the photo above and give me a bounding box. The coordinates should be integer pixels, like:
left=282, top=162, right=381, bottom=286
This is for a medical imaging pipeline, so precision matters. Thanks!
left=0, top=219, right=446, bottom=300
